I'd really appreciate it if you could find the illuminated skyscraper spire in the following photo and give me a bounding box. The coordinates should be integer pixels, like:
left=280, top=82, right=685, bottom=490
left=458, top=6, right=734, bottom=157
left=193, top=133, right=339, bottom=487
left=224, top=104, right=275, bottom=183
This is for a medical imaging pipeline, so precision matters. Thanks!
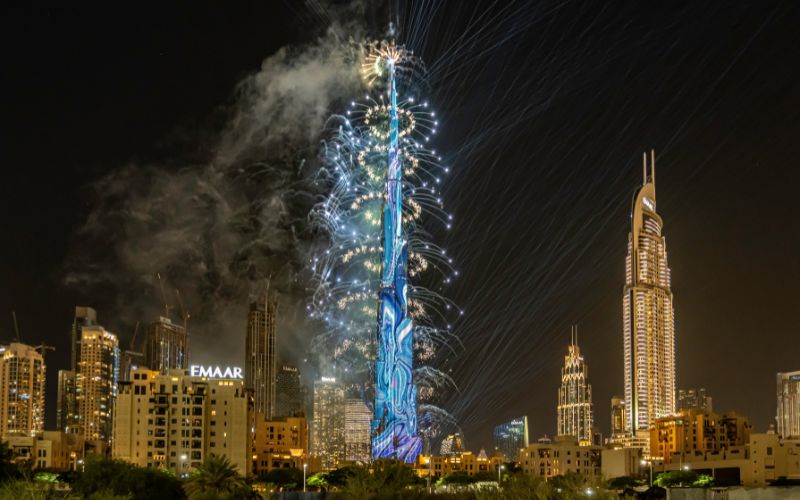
left=557, top=326, right=594, bottom=445
left=372, top=49, right=422, bottom=463
left=623, top=150, right=676, bottom=447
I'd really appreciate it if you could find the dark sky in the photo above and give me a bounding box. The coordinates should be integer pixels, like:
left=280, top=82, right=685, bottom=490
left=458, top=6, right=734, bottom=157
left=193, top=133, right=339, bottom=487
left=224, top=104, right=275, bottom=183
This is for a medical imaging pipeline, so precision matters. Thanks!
left=2, top=1, right=799, bottom=450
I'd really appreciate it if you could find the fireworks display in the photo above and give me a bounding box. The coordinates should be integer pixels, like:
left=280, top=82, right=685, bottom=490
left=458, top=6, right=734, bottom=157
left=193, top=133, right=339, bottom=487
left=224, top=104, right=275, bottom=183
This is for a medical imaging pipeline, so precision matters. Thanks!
left=308, top=40, right=459, bottom=450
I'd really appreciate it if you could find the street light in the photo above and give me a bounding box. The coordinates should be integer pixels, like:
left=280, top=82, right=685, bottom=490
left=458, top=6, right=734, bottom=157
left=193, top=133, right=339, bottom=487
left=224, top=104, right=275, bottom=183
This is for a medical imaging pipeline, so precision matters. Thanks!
left=303, top=463, right=308, bottom=492
left=640, top=459, right=653, bottom=486
left=180, top=454, right=188, bottom=478
left=682, top=464, right=690, bottom=471
left=498, top=464, right=505, bottom=484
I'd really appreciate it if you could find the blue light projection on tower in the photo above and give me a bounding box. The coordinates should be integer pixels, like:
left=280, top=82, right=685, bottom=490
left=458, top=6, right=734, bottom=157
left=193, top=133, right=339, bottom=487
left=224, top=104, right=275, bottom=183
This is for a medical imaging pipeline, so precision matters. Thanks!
left=308, top=40, right=458, bottom=466
left=371, top=55, right=422, bottom=462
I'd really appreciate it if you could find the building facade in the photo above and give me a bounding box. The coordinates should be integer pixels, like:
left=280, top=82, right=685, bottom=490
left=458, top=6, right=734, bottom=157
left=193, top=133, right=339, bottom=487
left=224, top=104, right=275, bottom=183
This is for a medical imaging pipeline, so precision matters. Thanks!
left=677, top=388, right=713, bottom=412
left=246, top=294, right=277, bottom=419
left=519, top=436, right=602, bottom=480
left=76, top=326, right=119, bottom=443
left=650, top=432, right=800, bottom=487
left=416, top=450, right=505, bottom=481
left=275, top=364, right=305, bottom=418
left=777, top=370, right=800, bottom=439
left=623, top=151, right=676, bottom=446
left=609, top=396, right=626, bottom=444
left=56, top=370, right=76, bottom=433
left=5, top=431, right=84, bottom=471
left=493, top=416, right=529, bottom=461
left=650, top=407, right=751, bottom=462
left=252, top=415, right=308, bottom=475
left=311, top=378, right=344, bottom=470
left=143, top=316, right=187, bottom=373
left=71, top=306, right=97, bottom=373
left=557, top=332, right=593, bottom=445
left=113, top=368, right=252, bottom=476
left=0, top=343, right=46, bottom=438
left=344, top=398, right=372, bottom=462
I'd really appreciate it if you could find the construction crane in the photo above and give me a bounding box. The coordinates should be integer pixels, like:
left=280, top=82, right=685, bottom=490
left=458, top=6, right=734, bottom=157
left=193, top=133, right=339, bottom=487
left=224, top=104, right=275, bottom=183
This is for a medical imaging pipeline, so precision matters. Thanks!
left=174, top=289, right=190, bottom=332
left=156, top=273, right=173, bottom=319
left=129, top=321, right=140, bottom=351
left=11, top=311, right=20, bottom=342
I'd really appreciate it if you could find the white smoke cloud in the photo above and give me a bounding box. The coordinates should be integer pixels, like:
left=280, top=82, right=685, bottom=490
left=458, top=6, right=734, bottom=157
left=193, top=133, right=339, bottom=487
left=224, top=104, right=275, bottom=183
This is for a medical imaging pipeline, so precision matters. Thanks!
left=64, top=27, right=363, bottom=367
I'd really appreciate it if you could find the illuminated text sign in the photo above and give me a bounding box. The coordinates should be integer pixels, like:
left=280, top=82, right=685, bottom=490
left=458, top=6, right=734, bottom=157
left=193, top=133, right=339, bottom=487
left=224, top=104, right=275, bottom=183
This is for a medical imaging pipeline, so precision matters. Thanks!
left=189, top=365, right=243, bottom=379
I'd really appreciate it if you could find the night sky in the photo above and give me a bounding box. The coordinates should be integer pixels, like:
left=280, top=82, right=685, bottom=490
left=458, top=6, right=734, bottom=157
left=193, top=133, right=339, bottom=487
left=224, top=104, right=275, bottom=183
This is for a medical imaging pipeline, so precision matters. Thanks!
left=2, top=2, right=799, bottom=450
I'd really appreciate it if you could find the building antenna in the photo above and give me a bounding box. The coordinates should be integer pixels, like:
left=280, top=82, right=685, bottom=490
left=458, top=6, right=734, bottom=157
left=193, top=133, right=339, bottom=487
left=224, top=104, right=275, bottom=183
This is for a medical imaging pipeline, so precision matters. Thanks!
left=643, top=152, right=647, bottom=185
left=11, top=311, right=20, bottom=342
left=650, top=149, right=656, bottom=189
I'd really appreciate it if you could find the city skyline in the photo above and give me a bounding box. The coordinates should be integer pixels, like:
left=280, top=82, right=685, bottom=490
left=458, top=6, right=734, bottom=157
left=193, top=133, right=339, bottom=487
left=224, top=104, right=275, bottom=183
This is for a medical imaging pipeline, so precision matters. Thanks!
left=2, top=2, right=799, bottom=451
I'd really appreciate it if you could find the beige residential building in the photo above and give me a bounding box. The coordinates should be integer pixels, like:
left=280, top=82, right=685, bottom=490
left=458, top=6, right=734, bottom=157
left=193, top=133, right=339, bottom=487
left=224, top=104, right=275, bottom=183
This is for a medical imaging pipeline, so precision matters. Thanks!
left=113, top=368, right=252, bottom=476
left=518, top=436, right=601, bottom=480
left=5, top=431, right=84, bottom=470
left=623, top=151, right=676, bottom=449
left=650, top=407, right=751, bottom=462
left=252, top=415, right=308, bottom=475
left=76, top=326, right=118, bottom=445
left=652, top=432, right=800, bottom=487
left=0, top=342, right=46, bottom=438
left=415, top=449, right=505, bottom=480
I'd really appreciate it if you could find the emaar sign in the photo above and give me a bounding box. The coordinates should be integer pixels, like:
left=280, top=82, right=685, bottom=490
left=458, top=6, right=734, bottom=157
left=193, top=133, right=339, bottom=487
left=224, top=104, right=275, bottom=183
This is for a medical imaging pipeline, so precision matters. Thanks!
left=189, top=365, right=243, bottom=379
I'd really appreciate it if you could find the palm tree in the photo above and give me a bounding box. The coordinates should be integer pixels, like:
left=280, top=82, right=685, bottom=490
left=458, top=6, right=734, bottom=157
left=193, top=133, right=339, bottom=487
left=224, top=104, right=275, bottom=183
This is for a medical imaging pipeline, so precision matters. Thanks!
left=183, top=454, right=247, bottom=498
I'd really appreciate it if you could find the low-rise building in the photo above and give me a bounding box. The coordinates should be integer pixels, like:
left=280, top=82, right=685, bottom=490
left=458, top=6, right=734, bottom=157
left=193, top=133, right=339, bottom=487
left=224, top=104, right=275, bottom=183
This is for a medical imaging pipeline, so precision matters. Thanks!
left=112, top=368, right=252, bottom=476
left=415, top=449, right=505, bottom=480
left=651, top=432, right=800, bottom=487
left=252, top=415, right=308, bottom=476
left=5, top=431, right=84, bottom=470
left=518, top=436, right=601, bottom=480
left=650, top=408, right=751, bottom=462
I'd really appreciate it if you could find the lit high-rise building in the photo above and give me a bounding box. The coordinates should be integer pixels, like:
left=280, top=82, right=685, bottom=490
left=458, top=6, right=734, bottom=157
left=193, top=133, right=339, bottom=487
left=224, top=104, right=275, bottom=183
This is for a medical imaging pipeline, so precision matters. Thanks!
left=677, top=388, right=713, bottom=412
left=0, top=343, right=46, bottom=438
left=557, top=330, right=594, bottom=445
left=143, top=316, right=187, bottom=373
left=311, top=378, right=344, bottom=470
left=56, top=370, right=76, bottom=433
left=623, top=151, right=676, bottom=445
left=493, top=416, right=529, bottom=461
left=275, top=364, right=305, bottom=418
left=70, top=306, right=97, bottom=373
left=246, top=294, right=277, bottom=419
left=76, top=326, right=119, bottom=444
left=344, top=398, right=371, bottom=462
left=777, top=370, right=800, bottom=439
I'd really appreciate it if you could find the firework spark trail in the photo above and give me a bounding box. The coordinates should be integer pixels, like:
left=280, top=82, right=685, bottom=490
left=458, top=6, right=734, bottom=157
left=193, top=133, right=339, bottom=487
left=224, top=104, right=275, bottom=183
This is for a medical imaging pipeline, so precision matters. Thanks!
left=344, top=1, right=792, bottom=450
